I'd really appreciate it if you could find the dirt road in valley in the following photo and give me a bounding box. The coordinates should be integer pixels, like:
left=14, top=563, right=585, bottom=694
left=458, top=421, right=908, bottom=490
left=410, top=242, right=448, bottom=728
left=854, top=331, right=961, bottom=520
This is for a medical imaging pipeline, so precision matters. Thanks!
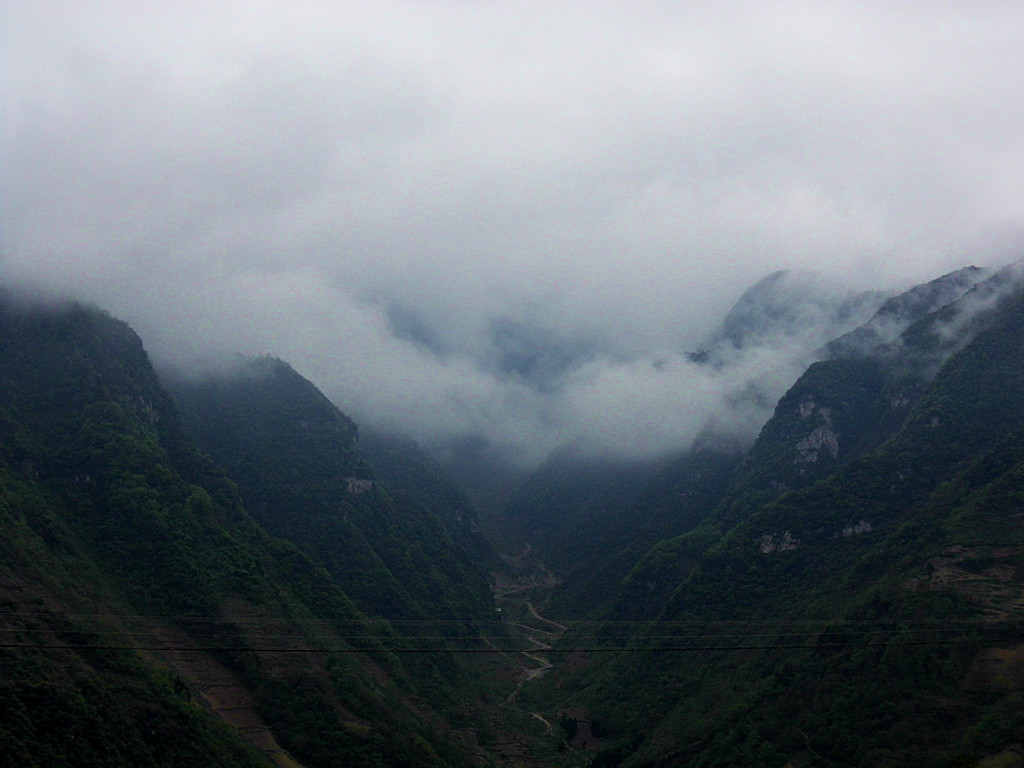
left=491, top=545, right=567, bottom=722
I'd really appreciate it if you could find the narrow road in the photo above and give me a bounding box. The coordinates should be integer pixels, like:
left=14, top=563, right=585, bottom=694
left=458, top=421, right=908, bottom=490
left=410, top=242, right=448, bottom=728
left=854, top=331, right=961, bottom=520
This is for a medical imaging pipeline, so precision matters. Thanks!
left=491, top=545, right=567, bottom=721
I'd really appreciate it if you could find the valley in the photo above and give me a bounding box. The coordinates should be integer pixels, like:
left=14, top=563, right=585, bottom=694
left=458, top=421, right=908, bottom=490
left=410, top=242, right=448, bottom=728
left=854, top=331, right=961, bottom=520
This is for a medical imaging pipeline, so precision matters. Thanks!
left=492, top=545, right=565, bottom=706
left=5, top=263, right=1024, bottom=767
left=11, top=2, right=1024, bottom=764
left=486, top=544, right=582, bottom=766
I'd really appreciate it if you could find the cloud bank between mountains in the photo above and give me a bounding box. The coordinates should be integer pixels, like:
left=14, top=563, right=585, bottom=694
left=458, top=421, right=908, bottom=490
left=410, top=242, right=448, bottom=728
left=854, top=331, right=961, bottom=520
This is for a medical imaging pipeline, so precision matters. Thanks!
left=4, top=2, right=1024, bottom=465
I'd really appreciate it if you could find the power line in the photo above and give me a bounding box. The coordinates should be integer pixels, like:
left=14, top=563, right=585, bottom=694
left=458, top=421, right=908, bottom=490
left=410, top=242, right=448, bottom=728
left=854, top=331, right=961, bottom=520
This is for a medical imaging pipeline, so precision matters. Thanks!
left=0, top=634, right=1015, bottom=655
left=2, top=609, right=1018, bottom=626
left=2, top=608, right=1020, bottom=654
left=0, top=639, right=996, bottom=653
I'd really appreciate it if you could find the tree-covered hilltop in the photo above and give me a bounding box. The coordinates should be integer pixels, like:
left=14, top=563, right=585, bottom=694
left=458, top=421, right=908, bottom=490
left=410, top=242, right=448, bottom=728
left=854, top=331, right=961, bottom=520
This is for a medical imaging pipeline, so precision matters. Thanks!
left=530, top=267, right=1024, bottom=767
left=0, top=293, right=490, bottom=768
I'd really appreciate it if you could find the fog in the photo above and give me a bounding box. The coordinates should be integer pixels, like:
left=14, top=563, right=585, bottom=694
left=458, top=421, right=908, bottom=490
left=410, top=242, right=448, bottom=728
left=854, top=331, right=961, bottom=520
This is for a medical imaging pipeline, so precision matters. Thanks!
left=3, top=2, right=1024, bottom=466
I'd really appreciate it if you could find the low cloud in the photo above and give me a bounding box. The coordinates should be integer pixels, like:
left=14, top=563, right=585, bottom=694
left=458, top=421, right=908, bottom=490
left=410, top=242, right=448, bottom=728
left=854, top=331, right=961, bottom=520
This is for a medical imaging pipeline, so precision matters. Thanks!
left=4, top=2, right=1024, bottom=466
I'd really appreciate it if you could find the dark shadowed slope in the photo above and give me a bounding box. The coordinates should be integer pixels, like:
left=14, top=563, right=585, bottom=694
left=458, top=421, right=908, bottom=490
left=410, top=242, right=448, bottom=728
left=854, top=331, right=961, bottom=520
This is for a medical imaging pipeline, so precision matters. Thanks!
left=0, top=294, right=485, bottom=768
left=163, top=357, right=496, bottom=627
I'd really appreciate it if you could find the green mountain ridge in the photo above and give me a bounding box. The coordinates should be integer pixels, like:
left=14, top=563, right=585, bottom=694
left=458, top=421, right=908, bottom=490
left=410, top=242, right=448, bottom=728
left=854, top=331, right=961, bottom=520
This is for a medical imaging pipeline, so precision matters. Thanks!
left=7, top=261, right=1024, bottom=768
left=162, top=357, right=496, bottom=627
left=534, top=266, right=1024, bottom=767
left=0, top=296, right=496, bottom=768
left=495, top=267, right=991, bottom=622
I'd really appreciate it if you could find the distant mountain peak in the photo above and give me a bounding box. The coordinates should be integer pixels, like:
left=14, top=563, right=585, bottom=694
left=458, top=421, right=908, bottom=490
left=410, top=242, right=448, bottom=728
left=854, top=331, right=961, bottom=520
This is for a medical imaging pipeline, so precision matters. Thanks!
left=701, top=269, right=887, bottom=355
left=824, top=265, right=988, bottom=359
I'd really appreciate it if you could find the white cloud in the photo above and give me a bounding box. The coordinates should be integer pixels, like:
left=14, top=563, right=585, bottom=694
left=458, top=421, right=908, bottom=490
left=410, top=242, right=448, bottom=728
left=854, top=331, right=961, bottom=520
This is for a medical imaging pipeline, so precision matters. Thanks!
left=3, top=1, right=1024, bottom=465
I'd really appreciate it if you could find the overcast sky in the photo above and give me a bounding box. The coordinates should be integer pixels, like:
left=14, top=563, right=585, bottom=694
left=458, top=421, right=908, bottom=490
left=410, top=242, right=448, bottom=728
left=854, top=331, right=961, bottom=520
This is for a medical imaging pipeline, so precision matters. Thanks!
left=4, top=1, right=1024, bottom=465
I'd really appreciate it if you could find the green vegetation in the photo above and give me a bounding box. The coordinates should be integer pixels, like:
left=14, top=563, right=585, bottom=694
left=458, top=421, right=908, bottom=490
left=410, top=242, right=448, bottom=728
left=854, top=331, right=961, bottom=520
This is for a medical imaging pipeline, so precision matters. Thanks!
left=524, top=274, right=1024, bottom=767
left=0, top=296, right=486, bottom=767
left=7, top=266, right=1024, bottom=768
left=164, top=358, right=495, bottom=627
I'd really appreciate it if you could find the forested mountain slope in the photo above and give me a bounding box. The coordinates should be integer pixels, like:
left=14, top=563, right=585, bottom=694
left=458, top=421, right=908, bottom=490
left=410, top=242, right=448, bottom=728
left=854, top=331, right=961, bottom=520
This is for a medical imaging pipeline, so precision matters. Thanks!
left=163, top=358, right=496, bottom=627
left=535, top=267, right=1024, bottom=767
left=504, top=266, right=1001, bottom=623
left=497, top=269, right=896, bottom=615
left=6, top=261, right=1024, bottom=768
left=357, top=427, right=496, bottom=576
left=0, top=294, right=490, bottom=768
left=715, top=263, right=1016, bottom=529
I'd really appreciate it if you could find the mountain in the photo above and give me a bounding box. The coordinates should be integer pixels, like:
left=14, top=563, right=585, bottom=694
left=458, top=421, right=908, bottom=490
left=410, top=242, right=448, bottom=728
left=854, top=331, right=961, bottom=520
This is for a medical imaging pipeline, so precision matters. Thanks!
left=356, top=426, right=495, bottom=574
left=698, top=269, right=886, bottom=356
left=8, top=259, right=1024, bottom=768
left=504, top=266, right=998, bottom=615
left=713, top=264, right=1011, bottom=529
left=532, top=264, right=1024, bottom=767
left=495, top=269, right=889, bottom=614
left=162, top=357, right=496, bottom=628
left=0, top=293, right=492, bottom=768
left=823, top=265, right=986, bottom=359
